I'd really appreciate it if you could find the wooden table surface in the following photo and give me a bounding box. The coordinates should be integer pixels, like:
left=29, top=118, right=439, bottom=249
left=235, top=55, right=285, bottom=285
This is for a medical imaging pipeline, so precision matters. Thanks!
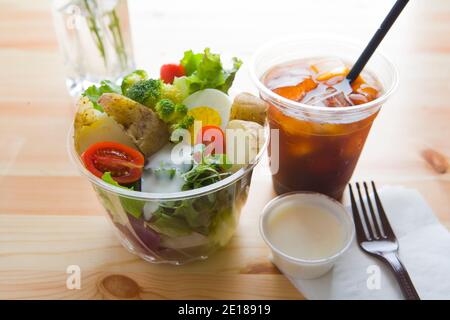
left=0, top=0, right=449, bottom=299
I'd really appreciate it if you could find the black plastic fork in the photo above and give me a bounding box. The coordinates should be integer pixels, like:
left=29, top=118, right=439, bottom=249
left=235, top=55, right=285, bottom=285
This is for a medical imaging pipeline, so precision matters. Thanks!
left=349, top=181, right=420, bottom=300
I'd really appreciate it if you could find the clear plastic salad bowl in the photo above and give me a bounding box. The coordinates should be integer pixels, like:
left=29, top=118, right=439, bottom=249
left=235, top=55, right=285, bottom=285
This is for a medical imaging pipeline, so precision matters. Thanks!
left=68, top=126, right=267, bottom=265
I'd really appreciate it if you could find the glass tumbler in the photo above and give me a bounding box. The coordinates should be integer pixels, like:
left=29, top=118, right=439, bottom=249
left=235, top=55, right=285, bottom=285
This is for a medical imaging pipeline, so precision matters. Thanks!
left=52, top=0, right=135, bottom=96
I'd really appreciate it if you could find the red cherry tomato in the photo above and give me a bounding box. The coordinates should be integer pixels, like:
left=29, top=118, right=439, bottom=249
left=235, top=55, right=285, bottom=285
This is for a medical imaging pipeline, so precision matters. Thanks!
left=160, top=64, right=185, bottom=84
left=81, top=142, right=144, bottom=184
left=196, top=125, right=226, bottom=156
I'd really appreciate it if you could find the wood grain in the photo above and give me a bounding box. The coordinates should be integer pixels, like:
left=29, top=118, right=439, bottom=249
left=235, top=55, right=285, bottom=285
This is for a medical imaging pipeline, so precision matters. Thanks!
left=0, top=0, right=449, bottom=299
left=0, top=213, right=302, bottom=300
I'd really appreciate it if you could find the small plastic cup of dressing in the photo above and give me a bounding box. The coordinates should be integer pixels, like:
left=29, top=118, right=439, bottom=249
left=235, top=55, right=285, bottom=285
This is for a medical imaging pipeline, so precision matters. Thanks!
left=260, top=192, right=354, bottom=279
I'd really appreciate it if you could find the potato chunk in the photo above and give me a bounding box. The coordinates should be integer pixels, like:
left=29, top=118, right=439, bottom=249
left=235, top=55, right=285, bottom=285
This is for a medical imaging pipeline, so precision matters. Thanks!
left=98, top=93, right=169, bottom=157
left=74, top=96, right=137, bottom=154
left=229, top=92, right=268, bottom=125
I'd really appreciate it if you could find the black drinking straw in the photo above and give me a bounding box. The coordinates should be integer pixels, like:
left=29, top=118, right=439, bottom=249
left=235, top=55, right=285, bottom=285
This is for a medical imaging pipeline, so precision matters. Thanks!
left=346, top=0, right=409, bottom=83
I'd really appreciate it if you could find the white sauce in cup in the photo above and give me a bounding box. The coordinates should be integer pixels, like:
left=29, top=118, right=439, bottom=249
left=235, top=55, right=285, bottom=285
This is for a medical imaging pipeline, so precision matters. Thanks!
left=266, top=202, right=345, bottom=260
left=260, top=192, right=354, bottom=279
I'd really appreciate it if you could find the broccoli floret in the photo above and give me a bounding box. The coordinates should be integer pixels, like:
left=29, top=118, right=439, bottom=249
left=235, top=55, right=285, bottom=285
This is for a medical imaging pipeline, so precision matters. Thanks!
left=155, top=99, right=188, bottom=125
left=169, top=115, right=195, bottom=142
left=155, top=99, right=176, bottom=122
left=174, top=103, right=188, bottom=115
left=161, top=81, right=188, bottom=104
left=121, top=70, right=148, bottom=94
left=125, top=79, right=162, bottom=108
left=171, top=115, right=194, bottom=131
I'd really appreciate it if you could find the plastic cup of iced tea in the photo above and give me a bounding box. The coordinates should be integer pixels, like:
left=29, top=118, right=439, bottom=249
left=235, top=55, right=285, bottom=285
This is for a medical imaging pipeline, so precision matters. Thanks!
left=250, top=36, right=398, bottom=200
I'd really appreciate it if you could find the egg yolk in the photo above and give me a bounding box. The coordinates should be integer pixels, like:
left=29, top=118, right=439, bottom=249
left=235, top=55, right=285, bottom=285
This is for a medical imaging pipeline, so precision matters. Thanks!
left=188, top=106, right=222, bottom=127
left=187, top=106, right=222, bottom=144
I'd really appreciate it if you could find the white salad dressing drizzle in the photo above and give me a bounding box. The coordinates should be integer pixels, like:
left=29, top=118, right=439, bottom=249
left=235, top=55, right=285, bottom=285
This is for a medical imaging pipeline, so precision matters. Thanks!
left=267, top=200, right=345, bottom=260
left=141, top=143, right=193, bottom=194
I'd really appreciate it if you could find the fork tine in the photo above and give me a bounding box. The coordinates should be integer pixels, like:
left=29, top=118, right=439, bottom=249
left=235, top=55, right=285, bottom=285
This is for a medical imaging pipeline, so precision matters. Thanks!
left=371, top=181, right=395, bottom=238
left=349, top=184, right=368, bottom=242
left=356, top=182, right=374, bottom=240
left=363, top=182, right=382, bottom=239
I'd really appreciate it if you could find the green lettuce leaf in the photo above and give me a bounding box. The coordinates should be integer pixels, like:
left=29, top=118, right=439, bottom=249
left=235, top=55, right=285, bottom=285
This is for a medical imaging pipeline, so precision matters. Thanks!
left=82, top=80, right=122, bottom=112
left=219, top=57, right=243, bottom=93
left=179, top=48, right=242, bottom=95
left=150, top=210, right=192, bottom=237
left=208, top=207, right=236, bottom=247
left=101, top=172, right=144, bottom=219
left=180, top=50, right=203, bottom=76
left=173, top=200, right=211, bottom=229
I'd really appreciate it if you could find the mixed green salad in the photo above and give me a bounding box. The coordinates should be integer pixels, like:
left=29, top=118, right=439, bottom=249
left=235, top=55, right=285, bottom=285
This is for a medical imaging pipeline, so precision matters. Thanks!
left=73, top=48, right=268, bottom=262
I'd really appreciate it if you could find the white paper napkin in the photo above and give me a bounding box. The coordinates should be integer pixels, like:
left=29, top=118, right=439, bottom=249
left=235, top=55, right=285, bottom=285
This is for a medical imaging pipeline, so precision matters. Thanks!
left=276, top=186, right=450, bottom=300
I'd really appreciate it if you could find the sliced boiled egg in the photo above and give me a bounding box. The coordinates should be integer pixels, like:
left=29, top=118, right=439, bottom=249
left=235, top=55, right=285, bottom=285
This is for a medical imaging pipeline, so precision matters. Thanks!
left=183, top=89, right=232, bottom=131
